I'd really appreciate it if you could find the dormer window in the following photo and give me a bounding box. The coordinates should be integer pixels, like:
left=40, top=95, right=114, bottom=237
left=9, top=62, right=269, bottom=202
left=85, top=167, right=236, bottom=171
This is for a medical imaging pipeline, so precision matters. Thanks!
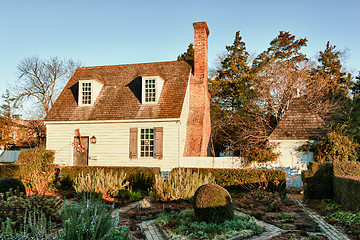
left=142, top=76, right=164, bottom=104
left=78, top=79, right=104, bottom=106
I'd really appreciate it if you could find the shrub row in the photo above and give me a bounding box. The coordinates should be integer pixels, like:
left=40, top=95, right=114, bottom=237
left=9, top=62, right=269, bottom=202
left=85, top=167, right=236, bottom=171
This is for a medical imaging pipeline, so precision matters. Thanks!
left=301, top=162, right=334, bottom=199
left=333, top=176, right=360, bottom=212
left=302, top=161, right=360, bottom=211
left=171, top=167, right=286, bottom=194
left=60, top=166, right=160, bottom=191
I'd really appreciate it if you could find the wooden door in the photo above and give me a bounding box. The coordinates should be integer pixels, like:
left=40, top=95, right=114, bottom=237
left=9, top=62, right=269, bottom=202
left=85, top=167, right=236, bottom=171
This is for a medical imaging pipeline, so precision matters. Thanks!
left=73, top=136, right=89, bottom=166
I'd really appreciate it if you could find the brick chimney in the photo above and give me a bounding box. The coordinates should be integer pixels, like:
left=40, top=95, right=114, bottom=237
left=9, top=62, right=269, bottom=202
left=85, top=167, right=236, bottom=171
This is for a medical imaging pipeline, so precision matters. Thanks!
left=184, top=22, right=211, bottom=157
left=193, top=22, right=210, bottom=84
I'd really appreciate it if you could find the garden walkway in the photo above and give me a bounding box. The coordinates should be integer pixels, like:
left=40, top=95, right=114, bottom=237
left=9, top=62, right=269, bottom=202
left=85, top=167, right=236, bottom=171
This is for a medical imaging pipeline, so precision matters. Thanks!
left=288, top=194, right=351, bottom=240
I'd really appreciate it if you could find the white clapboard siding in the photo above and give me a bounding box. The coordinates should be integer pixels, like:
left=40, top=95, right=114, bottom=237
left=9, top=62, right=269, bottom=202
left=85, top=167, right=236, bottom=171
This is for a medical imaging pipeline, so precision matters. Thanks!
left=179, top=79, right=190, bottom=158
left=46, top=121, right=181, bottom=171
left=180, top=157, right=245, bottom=169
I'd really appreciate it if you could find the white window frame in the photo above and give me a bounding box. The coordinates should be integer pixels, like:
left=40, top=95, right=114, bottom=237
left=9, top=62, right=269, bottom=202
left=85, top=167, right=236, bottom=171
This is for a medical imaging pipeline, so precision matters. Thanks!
left=139, top=128, right=155, bottom=158
left=79, top=80, right=93, bottom=106
left=142, top=76, right=164, bottom=104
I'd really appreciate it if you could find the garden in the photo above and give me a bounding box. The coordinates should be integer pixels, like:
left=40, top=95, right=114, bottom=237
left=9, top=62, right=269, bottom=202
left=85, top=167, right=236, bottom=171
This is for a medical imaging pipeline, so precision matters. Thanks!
left=0, top=148, right=359, bottom=240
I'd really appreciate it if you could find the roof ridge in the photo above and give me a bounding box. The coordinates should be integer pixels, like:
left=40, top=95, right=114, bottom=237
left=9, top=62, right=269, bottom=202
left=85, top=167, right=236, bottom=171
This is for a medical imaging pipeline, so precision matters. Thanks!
left=79, top=60, right=187, bottom=70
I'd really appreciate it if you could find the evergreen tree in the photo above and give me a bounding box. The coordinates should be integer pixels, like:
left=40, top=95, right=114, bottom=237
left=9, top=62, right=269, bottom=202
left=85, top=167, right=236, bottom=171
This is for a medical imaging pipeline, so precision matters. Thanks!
left=210, top=31, right=262, bottom=154
left=177, top=43, right=194, bottom=61
left=314, top=41, right=353, bottom=97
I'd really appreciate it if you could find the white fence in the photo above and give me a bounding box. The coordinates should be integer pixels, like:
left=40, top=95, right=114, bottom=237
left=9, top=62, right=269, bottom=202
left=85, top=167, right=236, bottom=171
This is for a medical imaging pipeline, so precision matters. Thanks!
left=180, top=157, right=246, bottom=169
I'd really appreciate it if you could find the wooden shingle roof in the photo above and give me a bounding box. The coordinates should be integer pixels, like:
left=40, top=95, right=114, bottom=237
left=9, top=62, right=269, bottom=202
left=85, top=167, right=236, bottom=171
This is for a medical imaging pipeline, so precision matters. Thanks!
left=268, top=98, right=326, bottom=140
left=45, top=61, right=192, bottom=121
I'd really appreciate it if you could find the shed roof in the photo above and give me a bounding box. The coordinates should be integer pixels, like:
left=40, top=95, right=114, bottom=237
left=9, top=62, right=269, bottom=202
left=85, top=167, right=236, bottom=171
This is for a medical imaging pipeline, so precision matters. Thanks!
left=268, top=98, right=326, bottom=140
left=45, top=61, right=192, bottom=121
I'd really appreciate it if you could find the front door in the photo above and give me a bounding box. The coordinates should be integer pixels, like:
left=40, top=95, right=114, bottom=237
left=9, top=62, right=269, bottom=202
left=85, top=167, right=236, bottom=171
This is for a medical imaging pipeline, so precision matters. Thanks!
left=73, top=136, right=89, bottom=166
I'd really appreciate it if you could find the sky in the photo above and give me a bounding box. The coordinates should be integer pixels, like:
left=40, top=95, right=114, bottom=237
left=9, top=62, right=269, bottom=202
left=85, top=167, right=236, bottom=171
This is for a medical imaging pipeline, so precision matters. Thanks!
left=1, top=0, right=360, bottom=114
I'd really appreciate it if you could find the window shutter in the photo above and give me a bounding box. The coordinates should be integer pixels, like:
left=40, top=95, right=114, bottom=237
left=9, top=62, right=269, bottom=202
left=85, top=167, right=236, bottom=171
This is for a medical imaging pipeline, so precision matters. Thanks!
left=129, top=128, right=138, bottom=158
left=155, top=127, right=163, bottom=159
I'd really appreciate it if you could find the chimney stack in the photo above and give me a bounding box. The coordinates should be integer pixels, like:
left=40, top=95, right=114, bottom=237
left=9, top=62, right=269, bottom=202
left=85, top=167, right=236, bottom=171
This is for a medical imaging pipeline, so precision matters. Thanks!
left=193, top=22, right=210, bottom=84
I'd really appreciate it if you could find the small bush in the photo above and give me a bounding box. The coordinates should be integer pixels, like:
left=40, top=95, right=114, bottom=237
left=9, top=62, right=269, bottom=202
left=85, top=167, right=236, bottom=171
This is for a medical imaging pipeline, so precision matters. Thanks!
left=0, top=178, right=26, bottom=196
left=239, top=190, right=282, bottom=212
left=60, top=199, right=128, bottom=240
left=16, top=148, right=57, bottom=194
left=151, top=168, right=215, bottom=202
left=74, top=168, right=129, bottom=198
left=193, top=184, right=234, bottom=223
left=244, top=144, right=280, bottom=164
left=0, top=191, right=62, bottom=231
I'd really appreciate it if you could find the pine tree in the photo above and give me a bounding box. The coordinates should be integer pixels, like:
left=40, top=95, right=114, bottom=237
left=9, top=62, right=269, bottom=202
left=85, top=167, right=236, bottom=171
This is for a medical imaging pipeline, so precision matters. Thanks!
left=177, top=43, right=194, bottom=61
left=210, top=31, right=262, bottom=154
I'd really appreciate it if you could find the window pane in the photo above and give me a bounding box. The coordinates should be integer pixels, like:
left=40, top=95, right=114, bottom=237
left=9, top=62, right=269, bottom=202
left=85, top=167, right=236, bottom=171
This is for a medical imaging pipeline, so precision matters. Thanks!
left=140, top=128, right=154, bottom=158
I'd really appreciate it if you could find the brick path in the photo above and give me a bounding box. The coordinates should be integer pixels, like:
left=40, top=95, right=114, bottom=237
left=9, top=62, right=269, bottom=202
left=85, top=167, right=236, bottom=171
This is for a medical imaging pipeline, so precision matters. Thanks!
left=288, top=194, right=351, bottom=240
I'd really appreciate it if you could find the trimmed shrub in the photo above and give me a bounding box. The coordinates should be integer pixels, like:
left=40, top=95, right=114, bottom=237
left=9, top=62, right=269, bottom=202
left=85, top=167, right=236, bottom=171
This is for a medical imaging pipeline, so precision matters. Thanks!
left=171, top=167, right=286, bottom=194
left=302, top=162, right=334, bottom=199
left=60, top=166, right=160, bottom=191
left=0, top=178, right=26, bottom=196
left=15, top=148, right=57, bottom=194
left=193, top=183, right=234, bottom=223
left=151, top=168, right=215, bottom=202
left=333, top=176, right=360, bottom=212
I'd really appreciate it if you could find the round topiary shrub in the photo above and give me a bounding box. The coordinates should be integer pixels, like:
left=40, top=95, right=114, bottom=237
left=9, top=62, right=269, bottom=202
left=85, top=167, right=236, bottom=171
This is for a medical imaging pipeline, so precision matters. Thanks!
left=193, top=183, right=234, bottom=223
left=0, top=178, right=26, bottom=195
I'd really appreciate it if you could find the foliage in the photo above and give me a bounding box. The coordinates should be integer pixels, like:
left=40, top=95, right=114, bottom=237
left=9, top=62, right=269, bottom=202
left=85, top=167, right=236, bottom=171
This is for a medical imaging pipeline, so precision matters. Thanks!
left=275, top=214, right=298, bottom=223
left=209, top=31, right=262, bottom=154
left=0, top=164, right=21, bottom=179
left=127, top=191, right=142, bottom=201
left=0, top=190, right=62, bottom=231
left=16, top=148, right=57, bottom=194
left=329, top=211, right=360, bottom=226
left=151, top=168, right=215, bottom=202
left=333, top=176, right=360, bottom=212
left=172, top=167, right=286, bottom=194
left=60, top=166, right=159, bottom=191
left=239, top=190, right=282, bottom=212
left=333, top=160, right=360, bottom=177
left=177, top=43, right=194, bottom=61
left=14, top=56, right=81, bottom=116
left=304, top=128, right=359, bottom=162
left=60, top=199, right=128, bottom=240
left=0, top=178, right=26, bottom=196
left=155, top=209, right=263, bottom=239
left=302, top=162, right=334, bottom=199
left=244, top=144, right=280, bottom=164
left=193, top=184, right=234, bottom=223
left=74, top=168, right=129, bottom=198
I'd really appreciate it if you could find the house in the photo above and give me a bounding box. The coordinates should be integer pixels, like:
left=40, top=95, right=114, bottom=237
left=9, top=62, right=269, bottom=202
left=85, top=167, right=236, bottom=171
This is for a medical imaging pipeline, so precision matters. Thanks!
left=268, top=97, right=327, bottom=187
left=44, top=22, right=211, bottom=171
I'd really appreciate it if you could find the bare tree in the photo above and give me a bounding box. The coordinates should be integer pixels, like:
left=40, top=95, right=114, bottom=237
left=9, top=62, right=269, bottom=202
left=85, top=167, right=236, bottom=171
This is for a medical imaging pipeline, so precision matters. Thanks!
left=14, top=56, right=81, bottom=117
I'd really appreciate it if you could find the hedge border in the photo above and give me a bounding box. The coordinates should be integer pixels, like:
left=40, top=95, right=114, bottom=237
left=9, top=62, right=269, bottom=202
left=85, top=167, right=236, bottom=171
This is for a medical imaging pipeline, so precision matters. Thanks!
left=171, top=167, right=286, bottom=194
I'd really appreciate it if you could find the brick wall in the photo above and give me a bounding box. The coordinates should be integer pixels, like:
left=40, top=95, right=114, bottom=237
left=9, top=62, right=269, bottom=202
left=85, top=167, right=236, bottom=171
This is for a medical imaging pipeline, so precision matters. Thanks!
left=184, top=22, right=211, bottom=157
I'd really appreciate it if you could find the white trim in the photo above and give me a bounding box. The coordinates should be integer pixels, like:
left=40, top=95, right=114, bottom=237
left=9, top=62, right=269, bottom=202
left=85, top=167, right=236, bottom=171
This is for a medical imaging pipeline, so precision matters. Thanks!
left=45, top=118, right=180, bottom=125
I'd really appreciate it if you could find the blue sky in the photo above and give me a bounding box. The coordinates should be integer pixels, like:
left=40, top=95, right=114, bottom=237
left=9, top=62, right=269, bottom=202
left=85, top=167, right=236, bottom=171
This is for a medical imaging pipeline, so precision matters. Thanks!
left=1, top=0, right=360, bottom=100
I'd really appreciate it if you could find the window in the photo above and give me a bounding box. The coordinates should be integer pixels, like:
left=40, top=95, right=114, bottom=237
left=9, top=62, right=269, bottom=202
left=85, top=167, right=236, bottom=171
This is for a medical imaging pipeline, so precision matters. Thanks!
left=81, top=82, right=92, bottom=105
left=140, top=128, right=154, bottom=157
left=144, top=79, right=156, bottom=102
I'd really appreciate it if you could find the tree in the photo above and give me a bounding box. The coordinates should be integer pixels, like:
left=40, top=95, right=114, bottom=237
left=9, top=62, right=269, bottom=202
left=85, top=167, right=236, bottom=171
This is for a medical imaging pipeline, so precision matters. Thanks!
left=177, top=43, right=194, bottom=61
left=209, top=31, right=266, bottom=154
left=0, top=89, right=21, bottom=149
left=314, top=41, right=353, bottom=97
left=14, top=56, right=81, bottom=117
